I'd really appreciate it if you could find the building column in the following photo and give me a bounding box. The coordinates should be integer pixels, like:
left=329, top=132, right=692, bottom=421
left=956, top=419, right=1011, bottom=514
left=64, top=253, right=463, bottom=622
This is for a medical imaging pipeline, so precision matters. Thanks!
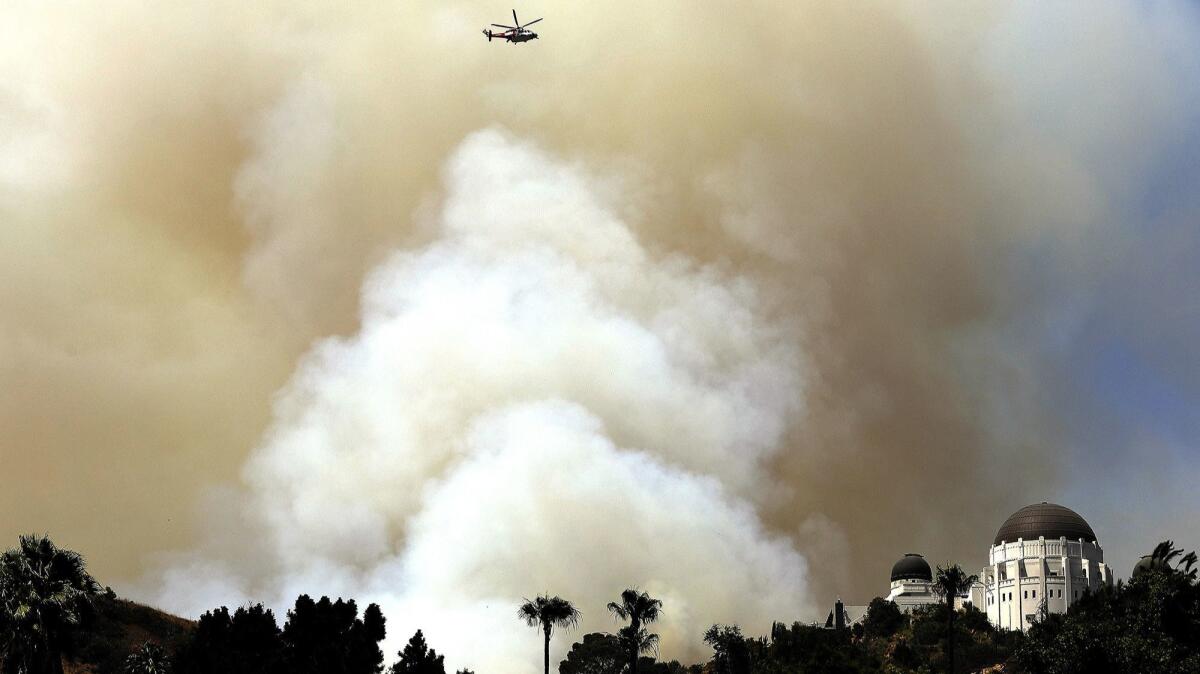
left=1016, top=538, right=1024, bottom=631
left=1061, top=536, right=1071, bottom=612
left=1039, top=537, right=1047, bottom=620
left=1081, top=538, right=1091, bottom=591
left=993, top=560, right=1001, bottom=628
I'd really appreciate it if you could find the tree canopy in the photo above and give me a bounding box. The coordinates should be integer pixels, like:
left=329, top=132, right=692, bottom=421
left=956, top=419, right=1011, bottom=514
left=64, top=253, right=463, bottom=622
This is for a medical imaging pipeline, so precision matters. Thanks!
left=519, top=594, right=581, bottom=674
left=390, top=630, right=444, bottom=674
left=558, top=632, right=624, bottom=674
left=0, top=534, right=100, bottom=674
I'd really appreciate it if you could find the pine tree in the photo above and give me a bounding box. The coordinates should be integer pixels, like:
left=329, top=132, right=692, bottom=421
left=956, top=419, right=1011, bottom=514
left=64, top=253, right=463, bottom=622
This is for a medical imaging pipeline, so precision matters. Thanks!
left=389, top=630, right=445, bottom=674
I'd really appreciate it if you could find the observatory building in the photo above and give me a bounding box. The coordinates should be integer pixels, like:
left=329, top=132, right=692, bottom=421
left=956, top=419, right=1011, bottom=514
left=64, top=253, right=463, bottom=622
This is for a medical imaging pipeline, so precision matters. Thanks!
left=885, top=553, right=940, bottom=612
left=969, top=502, right=1112, bottom=631
left=820, top=501, right=1112, bottom=632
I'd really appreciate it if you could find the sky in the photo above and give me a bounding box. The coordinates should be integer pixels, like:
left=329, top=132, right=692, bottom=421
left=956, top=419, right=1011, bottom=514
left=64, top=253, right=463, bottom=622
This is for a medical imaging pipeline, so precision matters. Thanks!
left=2, top=1, right=1200, bottom=671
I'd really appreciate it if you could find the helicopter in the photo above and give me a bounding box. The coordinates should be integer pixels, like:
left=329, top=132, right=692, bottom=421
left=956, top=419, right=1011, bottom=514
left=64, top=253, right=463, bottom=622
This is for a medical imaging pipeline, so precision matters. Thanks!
left=483, top=9, right=542, bottom=43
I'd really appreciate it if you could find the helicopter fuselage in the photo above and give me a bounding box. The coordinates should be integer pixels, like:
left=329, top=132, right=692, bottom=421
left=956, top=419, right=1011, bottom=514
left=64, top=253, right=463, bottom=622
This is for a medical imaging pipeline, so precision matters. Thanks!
left=484, top=29, right=538, bottom=43
left=484, top=11, right=542, bottom=44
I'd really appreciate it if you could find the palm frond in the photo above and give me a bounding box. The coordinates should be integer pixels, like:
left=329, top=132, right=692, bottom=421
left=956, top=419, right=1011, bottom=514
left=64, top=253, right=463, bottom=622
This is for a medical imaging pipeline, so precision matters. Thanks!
left=609, top=588, right=662, bottom=625
left=517, top=598, right=542, bottom=627
left=1152, top=540, right=1181, bottom=565
left=933, top=564, right=978, bottom=599
left=517, top=594, right=580, bottom=630
left=542, top=596, right=581, bottom=628
left=618, top=625, right=659, bottom=655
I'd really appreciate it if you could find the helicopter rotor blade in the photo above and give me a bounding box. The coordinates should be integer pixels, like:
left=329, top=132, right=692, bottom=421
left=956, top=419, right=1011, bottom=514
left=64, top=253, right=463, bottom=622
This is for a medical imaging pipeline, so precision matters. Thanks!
left=522, top=18, right=543, bottom=27
left=513, top=9, right=520, bottom=27
left=492, top=24, right=517, bottom=29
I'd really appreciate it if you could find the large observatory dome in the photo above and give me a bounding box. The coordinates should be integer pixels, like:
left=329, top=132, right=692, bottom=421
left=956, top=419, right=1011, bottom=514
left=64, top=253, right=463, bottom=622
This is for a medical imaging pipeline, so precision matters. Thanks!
left=993, top=502, right=1097, bottom=545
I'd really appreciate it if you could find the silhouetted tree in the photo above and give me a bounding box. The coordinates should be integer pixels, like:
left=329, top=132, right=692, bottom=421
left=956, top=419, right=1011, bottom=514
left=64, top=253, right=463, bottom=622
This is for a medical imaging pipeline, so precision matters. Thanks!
left=123, top=641, right=171, bottom=674
left=618, top=626, right=659, bottom=668
left=389, top=630, right=444, bottom=674
left=519, top=594, right=581, bottom=674
left=860, top=597, right=905, bottom=639
left=636, top=660, right=699, bottom=674
left=175, top=604, right=284, bottom=674
left=607, top=589, right=661, bottom=674
left=558, top=632, right=624, bottom=674
left=1149, top=540, right=1199, bottom=581
left=702, top=625, right=750, bottom=674
left=281, top=595, right=386, bottom=674
left=932, top=564, right=977, bottom=674
left=0, top=535, right=100, bottom=674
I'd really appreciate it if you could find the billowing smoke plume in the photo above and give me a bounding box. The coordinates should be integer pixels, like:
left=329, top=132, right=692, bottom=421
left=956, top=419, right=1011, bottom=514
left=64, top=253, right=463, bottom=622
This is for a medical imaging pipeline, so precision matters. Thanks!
left=151, top=129, right=810, bottom=668
left=4, top=2, right=1200, bottom=670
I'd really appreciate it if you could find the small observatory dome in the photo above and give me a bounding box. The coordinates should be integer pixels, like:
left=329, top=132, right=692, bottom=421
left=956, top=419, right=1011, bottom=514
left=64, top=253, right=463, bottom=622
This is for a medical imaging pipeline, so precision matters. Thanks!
left=890, top=553, right=933, bottom=582
left=1132, top=555, right=1170, bottom=578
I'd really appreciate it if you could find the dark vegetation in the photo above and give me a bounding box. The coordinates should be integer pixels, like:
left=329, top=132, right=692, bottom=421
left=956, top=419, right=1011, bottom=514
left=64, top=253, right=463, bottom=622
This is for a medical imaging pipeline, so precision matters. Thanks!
left=693, top=604, right=1018, bottom=674
left=2, top=535, right=1198, bottom=673
left=1012, top=540, right=1200, bottom=674
left=605, top=589, right=662, bottom=674
left=519, top=594, right=581, bottom=674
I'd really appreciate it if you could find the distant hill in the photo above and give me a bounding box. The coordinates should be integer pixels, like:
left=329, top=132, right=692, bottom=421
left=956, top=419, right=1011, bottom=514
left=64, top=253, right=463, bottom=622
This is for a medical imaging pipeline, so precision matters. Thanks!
left=62, top=594, right=194, bottom=674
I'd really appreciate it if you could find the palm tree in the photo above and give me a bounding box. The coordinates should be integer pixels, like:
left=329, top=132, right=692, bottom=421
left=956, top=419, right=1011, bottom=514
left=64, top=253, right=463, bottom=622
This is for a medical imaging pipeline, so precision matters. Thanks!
left=518, top=594, right=581, bottom=674
left=123, top=642, right=171, bottom=674
left=1150, top=540, right=1199, bottom=581
left=617, top=625, right=659, bottom=670
left=606, top=589, right=662, bottom=674
left=932, top=564, right=978, bottom=674
left=0, top=535, right=100, bottom=674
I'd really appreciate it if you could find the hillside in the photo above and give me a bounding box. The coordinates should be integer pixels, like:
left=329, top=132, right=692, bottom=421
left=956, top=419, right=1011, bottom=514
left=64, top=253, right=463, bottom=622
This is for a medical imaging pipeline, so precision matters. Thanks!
left=62, top=594, right=194, bottom=674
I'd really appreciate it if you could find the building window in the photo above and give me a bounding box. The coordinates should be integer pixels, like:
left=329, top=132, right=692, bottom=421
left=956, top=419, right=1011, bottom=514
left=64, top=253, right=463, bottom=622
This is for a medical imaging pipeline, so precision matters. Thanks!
left=1033, top=590, right=1037, bottom=598
left=1023, top=591, right=1028, bottom=599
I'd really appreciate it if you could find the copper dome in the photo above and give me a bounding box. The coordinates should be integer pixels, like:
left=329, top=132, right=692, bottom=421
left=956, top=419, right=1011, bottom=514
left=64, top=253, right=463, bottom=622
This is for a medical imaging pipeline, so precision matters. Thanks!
left=993, top=502, right=1097, bottom=546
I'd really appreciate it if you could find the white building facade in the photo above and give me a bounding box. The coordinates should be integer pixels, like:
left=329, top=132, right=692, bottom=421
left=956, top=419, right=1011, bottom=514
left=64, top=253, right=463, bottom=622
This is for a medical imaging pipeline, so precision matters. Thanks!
left=970, top=502, right=1111, bottom=631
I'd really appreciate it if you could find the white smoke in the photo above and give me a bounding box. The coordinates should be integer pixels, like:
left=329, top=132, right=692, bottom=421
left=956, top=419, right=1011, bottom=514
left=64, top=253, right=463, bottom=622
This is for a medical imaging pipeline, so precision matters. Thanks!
left=149, top=128, right=811, bottom=670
